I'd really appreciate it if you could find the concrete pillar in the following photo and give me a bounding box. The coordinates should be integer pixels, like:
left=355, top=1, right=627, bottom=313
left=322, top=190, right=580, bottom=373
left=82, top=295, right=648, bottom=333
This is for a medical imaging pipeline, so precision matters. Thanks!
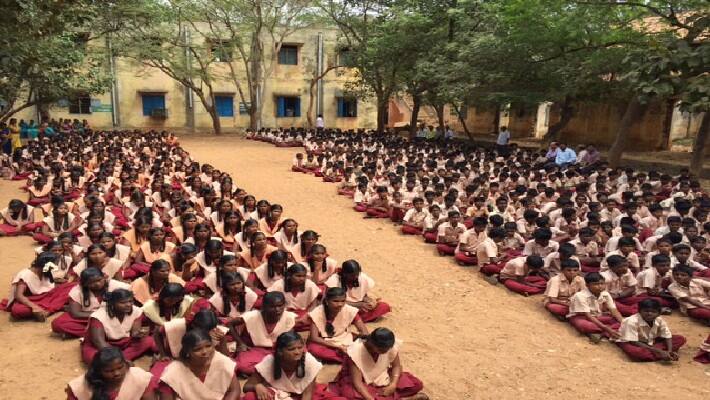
left=534, top=102, right=552, bottom=139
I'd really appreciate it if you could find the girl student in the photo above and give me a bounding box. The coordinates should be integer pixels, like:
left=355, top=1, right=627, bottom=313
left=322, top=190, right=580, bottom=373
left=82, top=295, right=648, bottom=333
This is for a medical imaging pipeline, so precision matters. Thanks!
left=239, top=194, right=258, bottom=220
left=210, top=198, right=234, bottom=228
left=239, top=231, right=277, bottom=270
left=236, top=291, right=297, bottom=375
left=158, top=329, right=241, bottom=400
left=130, top=260, right=186, bottom=305
left=100, top=232, right=132, bottom=265
left=0, top=199, right=37, bottom=236
left=252, top=249, right=291, bottom=292
left=131, top=227, right=176, bottom=279
left=73, top=244, right=125, bottom=281
left=307, top=287, right=369, bottom=364
left=172, top=243, right=199, bottom=283
left=244, top=331, right=344, bottom=400
left=268, top=264, right=320, bottom=331
left=76, top=219, right=109, bottom=250
left=141, top=283, right=195, bottom=327
left=184, top=222, right=216, bottom=251
left=307, top=244, right=338, bottom=287
left=214, top=210, right=241, bottom=252
left=235, top=218, right=259, bottom=252
left=81, top=288, right=156, bottom=364
left=120, top=215, right=153, bottom=254
left=209, top=270, right=259, bottom=325
left=27, top=175, right=52, bottom=205
left=65, top=346, right=156, bottom=400
left=292, top=230, right=319, bottom=263
left=34, top=199, right=83, bottom=244
left=258, top=203, right=284, bottom=241
left=1, top=252, right=73, bottom=321
left=330, top=327, right=427, bottom=400
left=202, top=254, right=251, bottom=295
left=274, top=218, right=299, bottom=255
left=52, top=267, right=130, bottom=338
left=169, top=212, right=197, bottom=245
left=324, top=260, right=391, bottom=323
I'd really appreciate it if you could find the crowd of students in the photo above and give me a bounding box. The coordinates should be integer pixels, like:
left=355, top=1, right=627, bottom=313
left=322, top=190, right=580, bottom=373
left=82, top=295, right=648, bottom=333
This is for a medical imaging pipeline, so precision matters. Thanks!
left=248, top=127, right=710, bottom=365
left=0, top=129, right=428, bottom=400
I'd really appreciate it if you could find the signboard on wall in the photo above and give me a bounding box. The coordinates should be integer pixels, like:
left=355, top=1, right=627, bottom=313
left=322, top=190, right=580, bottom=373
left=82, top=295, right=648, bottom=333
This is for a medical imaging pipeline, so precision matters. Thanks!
left=91, top=104, right=113, bottom=113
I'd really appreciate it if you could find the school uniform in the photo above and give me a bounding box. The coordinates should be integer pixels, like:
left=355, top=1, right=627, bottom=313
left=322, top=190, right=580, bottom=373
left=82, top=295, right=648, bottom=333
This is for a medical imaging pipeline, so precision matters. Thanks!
left=160, top=352, right=236, bottom=400
left=543, top=274, right=586, bottom=317
left=67, top=366, right=153, bottom=400
left=601, top=269, right=639, bottom=316
left=324, top=272, right=390, bottom=322
left=615, top=313, right=685, bottom=362
left=567, top=288, right=621, bottom=336
left=668, top=278, right=710, bottom=321
left=454, top=229, right=486, bottom=265
left=52, top=279, right=130, bottom=337
left=244, top=353, right=342, bottom=400
left=1, top=268, right=74, bottom=319
left=267, top=279, right=320, bottom=330
left=208, top=287, right=258, bottom=319
left=436, top=223, right=466, bottom=256
left=632, top=268, right=675, bottom=308
left=307, top=304, right=360, bottom=363
left=81, top=305, right=155, bottom=364
left=498, top=256, right=547, bottom=296
left=235, top=309, right=297, bottom=375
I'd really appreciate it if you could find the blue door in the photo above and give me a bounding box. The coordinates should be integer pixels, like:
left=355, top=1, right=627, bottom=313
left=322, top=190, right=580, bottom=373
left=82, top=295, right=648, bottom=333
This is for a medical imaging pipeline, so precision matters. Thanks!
left=215, top=96, right=234, bottom=117
left=142, top=94, right=165, bottom=116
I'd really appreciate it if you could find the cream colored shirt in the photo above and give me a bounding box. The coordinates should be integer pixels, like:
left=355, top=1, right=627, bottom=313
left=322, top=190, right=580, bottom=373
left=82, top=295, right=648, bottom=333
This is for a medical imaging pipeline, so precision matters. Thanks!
left=616, top=313, right=672, bottom=344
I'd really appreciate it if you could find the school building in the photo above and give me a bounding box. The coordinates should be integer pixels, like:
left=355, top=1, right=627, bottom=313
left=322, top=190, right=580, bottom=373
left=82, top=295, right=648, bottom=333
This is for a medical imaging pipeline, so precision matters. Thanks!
left=13, top=26, right=378, bottom=132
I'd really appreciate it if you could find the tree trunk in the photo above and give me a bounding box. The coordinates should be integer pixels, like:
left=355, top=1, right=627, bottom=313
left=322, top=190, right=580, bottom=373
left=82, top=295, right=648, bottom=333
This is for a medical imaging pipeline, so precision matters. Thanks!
left=492, top=104, right=501, bottom=134
left=208, top=107, right=222, bottom=135
left=376, top=94, right=388, bottom=133
left=408, top=94, right=421, bottom=139
left=434, top=103, right=445, bottom=131
left=453, top=104, right=472, bottom=141
left=307, top=78, right=317, bottom=129
left=607, top=97, right=646, bottom=168
left=658, top=98, right=675, bottom=150
left=689, top=112, right=709, bottom=178
left=544, top=98, right=574, bottom=143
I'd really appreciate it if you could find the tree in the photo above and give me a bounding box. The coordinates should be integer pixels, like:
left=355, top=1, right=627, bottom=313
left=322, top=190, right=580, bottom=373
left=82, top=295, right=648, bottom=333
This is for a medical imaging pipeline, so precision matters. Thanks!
left=0, top=0, right=116, bottom=123
left=320, top=0, right=401, bottom=133
left=194, top=0, right=318, bottom=130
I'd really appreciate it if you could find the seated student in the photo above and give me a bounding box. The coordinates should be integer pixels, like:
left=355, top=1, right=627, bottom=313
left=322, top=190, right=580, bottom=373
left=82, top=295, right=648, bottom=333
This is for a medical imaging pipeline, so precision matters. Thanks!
left=1, top=252, right=73, bottom=321
left=567, top=272, right=624, bottom=343
left=634, top=254, right=676, bottom=308
left=435, top=211, right=466, bottom=256
left=209, top=271, right=259, bottom=330
left=52, top=268, right=130, bottom=338
left=364, top=186, right=391, bottom=219
left=453, top=216, right=487, bottom=265
left=141, top=283, right=195, bottom=328
left=66, top=347, right=155, bottom=400
left=292, top=153, right=308, bottom=173
left=600, top=237, right=641, bottom=273
left=604, top=223, right=643, bottom=253
left=244, top=331, right=343, bottom=400
left=672, top=243, right=710, bottom=277
left=422, top=205, right=443, bottom=243
left=601, top=255, right=641, bottom=316
left=239, top=232, right=277, bottom=270
left=496, top=255, right=547, bottom=296
left=569, top=227, right=602, bottom=272
left=324, top=260, right=390, bottom=323
left=477, top=228, right=507, bottom=273
left=307, top=244, right=338, bottom=288
left=34, top=200, right=82, bottom=244
left=130, top=260, right=186, bottom=306
left=389, top=191, right=407, bottom=224
left=522, top=228, right=559, bottom=258
left=330, top=327, right=428, bottom=400
left=695, top=334, right=710, bottom=364
left=268, top=263, right=320, bottom=331
left=158, top=329, right=241, bottom=400
left=152, top=308, right=229, bottom=378
left=543, top=259, right=586, bottom=318
left=81, top=289, right=156, bottom=364
left=542, top=242, right=580, bottom=277
left=401, top=197, right=429, bottom=235
left=614, top=299, right=685, bottom=362
left=73, top=244, right=125, bottom=281
left=0, top=199, right=38, bottom=236
left=274, top=218, right=299, bottom=256
left=236, top=291, right=297, bottom=375
left=258, top=204, right=284, bottom=241
left=642, top=236, right=674, bottom=270
left=308, top=287, right=369, bottom=364
left=668, top=264, right=710, bottom=324
left=500, top=222, right=525, bottom=255
left=353, top=183, right=370, bottom=213
left=252, top=249, right=290, bottom=292
left=129, top=227, right=176, bottom=280
left=201, top=254, right=251, bottom=296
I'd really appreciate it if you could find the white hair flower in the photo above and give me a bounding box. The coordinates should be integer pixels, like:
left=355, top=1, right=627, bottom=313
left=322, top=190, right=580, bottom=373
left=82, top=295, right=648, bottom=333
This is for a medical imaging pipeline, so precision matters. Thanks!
left=42, top=261, right=58, bottom=274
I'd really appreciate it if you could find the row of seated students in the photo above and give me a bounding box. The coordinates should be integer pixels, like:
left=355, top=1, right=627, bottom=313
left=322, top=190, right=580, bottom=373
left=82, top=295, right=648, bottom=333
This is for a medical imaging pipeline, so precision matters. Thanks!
left=0, top=129, right=428, bottom=400
left=248, top=128, right=710, bottom=364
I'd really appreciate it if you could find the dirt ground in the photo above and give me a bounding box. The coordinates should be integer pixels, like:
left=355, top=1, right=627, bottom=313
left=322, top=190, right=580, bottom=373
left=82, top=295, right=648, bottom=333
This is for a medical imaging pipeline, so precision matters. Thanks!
left=1, top=135, right=709, bottom=400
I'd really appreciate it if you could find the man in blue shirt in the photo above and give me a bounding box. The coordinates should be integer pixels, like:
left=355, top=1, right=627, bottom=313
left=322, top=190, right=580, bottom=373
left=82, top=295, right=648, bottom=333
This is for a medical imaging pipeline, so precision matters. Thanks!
left=555, top=142, right=577, bottom=169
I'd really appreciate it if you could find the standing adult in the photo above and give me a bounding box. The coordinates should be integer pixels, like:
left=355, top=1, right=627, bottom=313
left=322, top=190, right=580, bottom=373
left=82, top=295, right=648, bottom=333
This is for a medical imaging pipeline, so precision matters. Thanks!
left=316, top=114, right=325, bottom=133
left=496, top=126, right=511, bottom=156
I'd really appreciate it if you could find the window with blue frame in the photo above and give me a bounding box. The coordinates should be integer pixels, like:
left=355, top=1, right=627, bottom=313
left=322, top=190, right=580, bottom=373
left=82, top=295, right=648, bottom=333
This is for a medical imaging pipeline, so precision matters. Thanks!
left=278, top=45, right=298, bottom=65
left=141, top=94, right=166, bottom=116
left=275, top=96, right=301, bottom=117
left=215, top=95, right=234, bottom=117
left=336, top=97, right=357, bottom=117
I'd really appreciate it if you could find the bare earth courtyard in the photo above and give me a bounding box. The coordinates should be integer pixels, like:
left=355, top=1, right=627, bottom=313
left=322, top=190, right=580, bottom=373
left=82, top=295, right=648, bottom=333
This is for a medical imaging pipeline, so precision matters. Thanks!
left=0, top=135, right=708, bottom=400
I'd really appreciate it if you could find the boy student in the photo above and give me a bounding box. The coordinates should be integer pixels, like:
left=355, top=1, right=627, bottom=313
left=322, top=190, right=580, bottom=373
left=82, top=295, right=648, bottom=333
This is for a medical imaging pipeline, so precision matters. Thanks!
left=401, top=197, right=429, bottom=235
left=635, top=254, right=675, bottom=310
left=668, top=264, right=710, bottom=324
left=567, top=272, right=624, bottom=343
left=454, top=216, right=488, bottom=265
left=615, top=299, right=685, bottom=362
left=364, top=186, right=391, bottom=219
left=568, top=227, right=602, bottom=272
left=601, top=255, right=639, bottom=316
left=435, top=210, right=465, bottom=256
left=600, top=237, right=640, bottom=273
left=496, top=255, right=547, bottom=296
left=543, top=259, right=585, bottom=318
left=522, top=228, right=559, bottom=258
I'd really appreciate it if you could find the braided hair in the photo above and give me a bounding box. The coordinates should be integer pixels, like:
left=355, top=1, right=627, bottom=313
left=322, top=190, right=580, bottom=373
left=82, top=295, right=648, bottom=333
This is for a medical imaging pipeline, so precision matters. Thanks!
left=79, top=267, right=106, bottom=309
left=339, top=260, right=361, bottom=290
left=84, top=346, right=127, bottom=400
left=273, top=331, right=305, bottom=380
left=220, top=271, right=246, bottom=316
left=322, top=287, right=347, bottom=337
left=283, top=263, right=307, bottom=292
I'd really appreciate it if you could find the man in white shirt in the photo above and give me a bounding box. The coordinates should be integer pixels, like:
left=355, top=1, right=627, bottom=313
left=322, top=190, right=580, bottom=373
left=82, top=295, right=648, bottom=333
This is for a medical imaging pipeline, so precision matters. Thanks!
left=315, top=114, right=324, bottom=131
left=496, top=126, right=511, bottom=156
